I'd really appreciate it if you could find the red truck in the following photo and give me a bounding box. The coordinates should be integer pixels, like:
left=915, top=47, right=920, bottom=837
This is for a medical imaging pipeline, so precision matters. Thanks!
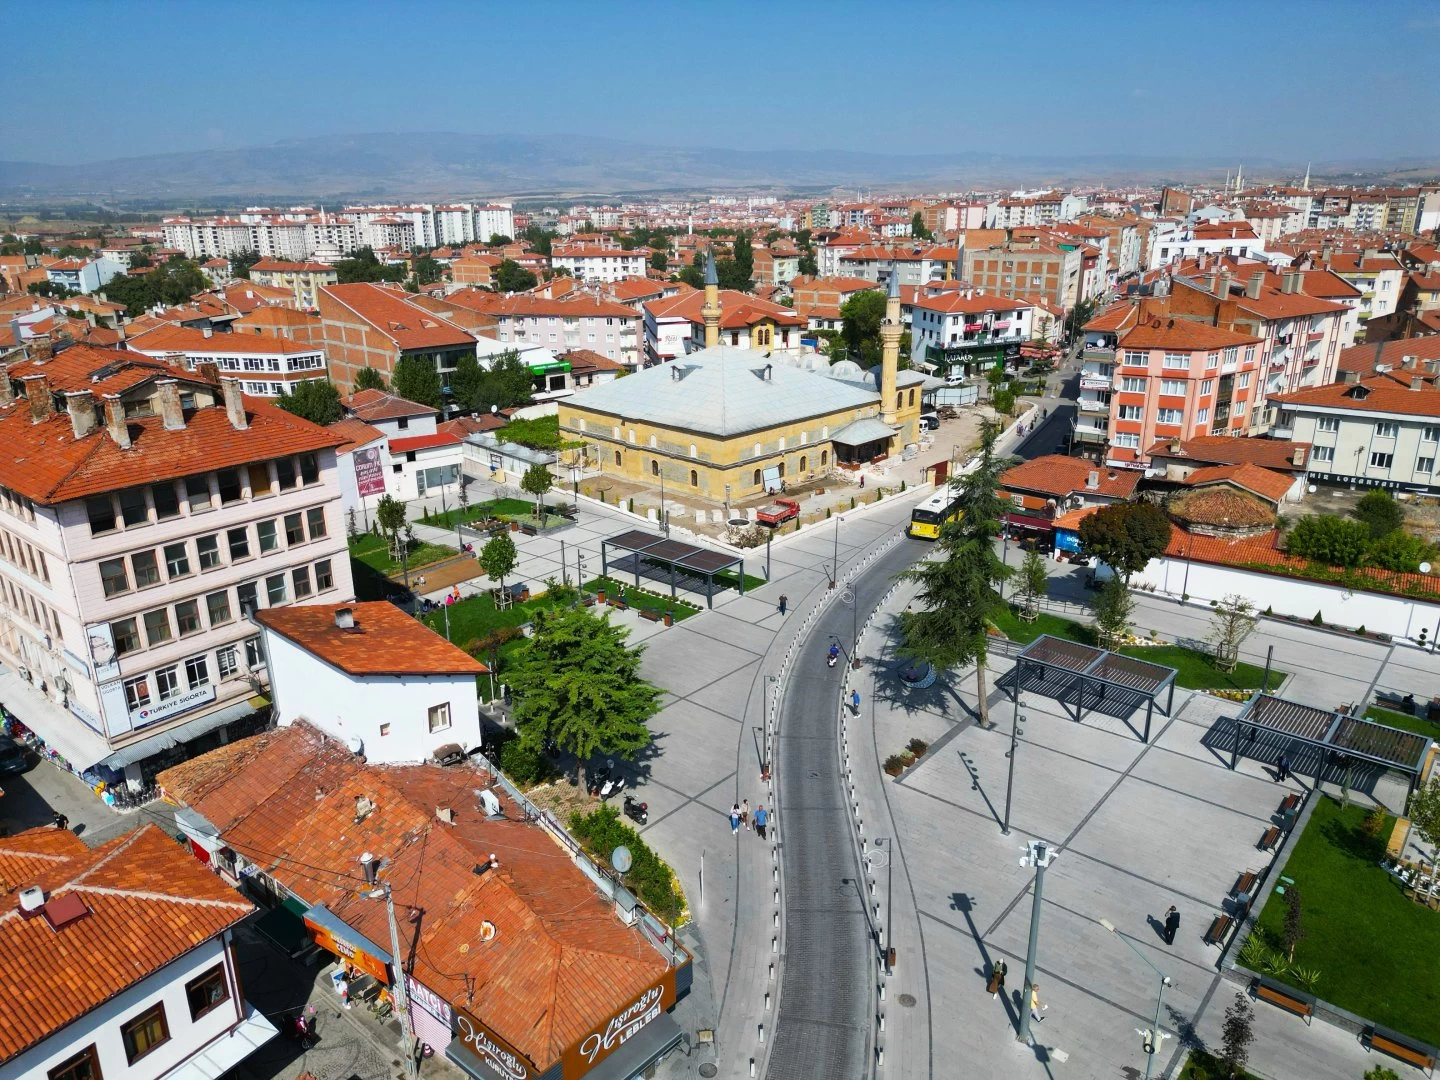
left=756, top=498, right=800, bottom=526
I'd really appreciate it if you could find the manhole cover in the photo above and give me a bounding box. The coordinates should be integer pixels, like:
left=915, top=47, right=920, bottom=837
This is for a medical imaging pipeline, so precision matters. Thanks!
left=699, top=1065, right=719, bottom=1078
left=898, top=993, right=917, bottom=1007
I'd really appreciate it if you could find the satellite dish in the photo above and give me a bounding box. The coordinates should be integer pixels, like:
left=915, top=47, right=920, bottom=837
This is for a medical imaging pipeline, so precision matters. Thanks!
left=347, top=735, right=365, bottom=755
left=1421, top=562, right=1433, bottom=575
left=1307, top=484, right=1316, bottom=494
left=611, top=845, right=633, bottom=874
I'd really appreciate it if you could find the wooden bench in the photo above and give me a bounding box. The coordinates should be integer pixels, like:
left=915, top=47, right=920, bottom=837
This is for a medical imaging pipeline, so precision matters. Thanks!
left=638, top=608, right=662, bottom=623
left=1366, top=1027, right=1436, bottom=1074
left=1278, top=793, right=1300, bottom=815
left=1204, top=913, right=1233, bottom=947
left=608, top=597, right=628, bottom=610
left=1232, top=871, right=1258, bottom=901
left=1259, top=826, right=1281, bottom=851
left=1253, top=981, right=1313, bottom=1024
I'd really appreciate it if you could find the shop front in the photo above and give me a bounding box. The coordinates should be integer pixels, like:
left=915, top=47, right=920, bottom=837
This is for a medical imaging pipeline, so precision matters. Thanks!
left=302, top=904, right=392, bottom=984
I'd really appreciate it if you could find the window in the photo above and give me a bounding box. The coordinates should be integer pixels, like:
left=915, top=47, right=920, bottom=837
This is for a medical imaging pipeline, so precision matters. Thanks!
left=197, top=534, right=221, bottom=570
left=614, top=450, right=622, bottom=466
left=1376, top=422, right=1398, bottom=438
left=216, top=469, right=243, bottom=505
left=112, top=618, right=141, bottom=656
left=185, top=654, right=210, bottom=689
left=100, top=558, right=129, bottom=597
left=380, top=722, right=391, bottom=736
left=1120, top=377, right=1146, bottom=392
left=227, top=527, right=250, bottom=561
left=315, top=559, right=334, bottom=592
left=1234, top=400, right=1246, bottom=415
left=689, top=469, right=698, bottom=487
left=86, top=496, right=115, bottom=535
left=132, top=550, right=161, bottom=588
left=47, top=1045, right=102, bottom=1080
left=1206, top=351, right=1218, bottom=369
left=1370, top=451, right=1394, bottom=469
left=1423, top=426, right=1439, bottom=443
left=186, top=964, right=229, bottom=1021
left=143, top=608, right=172, bottom=646
left=1113, top=433, right=1140, bottom=448
left=1157, top=409, right=1182, bottom=425
left=274, top=457, right=297, bottom=490
left=236, top=581, right=257, bottom=616
left=155, top=665, right=180, bottom=701
left=1223, top=346, right=1238, bottom=366
left=1196, top=407, right=1210, bottom=423
left=244, top=635, right=265, bottom=669
left=164, top=542, right=191, bottom=579
left=121, top=1002, right=170, bottom=1064
left=1200, top=379, right=1214, bottom=395
left=284, top=513, right=304, bottom=545
left=1160, top=380, right=1186, bottom=396
left=1317, top=416, right=1339, bottom=432
left=185, top=474, right=212, bottom=511
left=306, top=507, right=327, bottom=539
left=651, top=459, right=659, bottom=477
left=292, top=565, right=313, bottom=599
left=123, top=675, right=151, bottom=712
left=151, top=482, right=181, bottom=520
left=1118, top=405, right=1143, bottom=421
left=1123, top=350, right=1147, bottom=366
left=247, top=463, right=272, bottom=498
left=217, top=645, right=238, bottom=678
left=118, top=488, right=148, bottom=527
left=256, top=520, right=278, bottom=553
left=175, top=600, right=202, bottom=637
left=1163, top=352, right=1189, bottom=369
left=1418, top=456, right=1435, bottom=474
left=298, top=453, right=319, bottom=485
left=206, top=590, right=232, bottom=627
left=265, top=574, right=287, bottom=606
left=1237, top=372, right=1250, bottom=389
left=1244, top=346, right=1256, bottom=365
left=428, top=703, right=452, bottom=732
left=1311, top=445, right=1334, bottom=462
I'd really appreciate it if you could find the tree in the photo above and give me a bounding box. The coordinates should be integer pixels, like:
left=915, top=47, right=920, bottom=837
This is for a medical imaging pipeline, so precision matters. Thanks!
left=1208, top=593, right=1258, bottom=672
left=1219, top=991, right=1254, bottom=1079
left=495, top=259, right=537, bottom=293
left=991, top=388, right=1016, bottom=416
left=413, top=254, right=445, bottom=286
left=1077, top=501, right=1172, bottom=581
left=353, top=366, right=387, bottom=392
left=839, top=289, right=888, bottom=367
left=391, top=355, right=443, bottom=410
left=100, top=257, right=211, bottom=316
left=732, top=231, right=753, bottom=285
left=1408, top=776, right=1440, bottom=863
left=334, top=246, right=405, bottom=284
left=448, top=353, right=485, bottom=411
left=1064, top=298, right=1098, bottom=341
left=677, top=254, right=705, bottom=289
left=797, top=252, right=819, bottom=277
left=910, top=212, right=933, bottom=240
left=505, top=606, right=661, bottom=793
left=275, top=379, right=343, bottom=425
left=230, top=250, right=261, bottom=279
left=649, top=250, right=668, bottom=272
left=522, top=224, right=555, bottom=256
left=460, top=348, right=535, bottom=413
left=1092, top=574, right=1135, bottom=647
left=1282, top=885, right=1305, bottom=963
left=479, top=532, right=517, bottom=593
left=488, top=233, right=512, bottom=246
left=900, top=420, right=1013, bottom=725
left=1353, top=489, right=1405, bottom=539
left=1367, top=529, right=1437, bottom=573
left=376, top=495, right=408, bottom=565
left=1017, top=550, right=1048, bottom=619
left=1286, top=514, right=1370, bottom=568
left=520, top=463, right=554, bottom=519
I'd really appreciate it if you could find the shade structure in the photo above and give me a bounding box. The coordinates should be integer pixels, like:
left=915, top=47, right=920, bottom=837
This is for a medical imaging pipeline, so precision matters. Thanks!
left=600, top=529, right=746, bottom=608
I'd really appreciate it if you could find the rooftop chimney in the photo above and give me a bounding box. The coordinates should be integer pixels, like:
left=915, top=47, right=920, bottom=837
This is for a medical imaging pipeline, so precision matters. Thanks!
left=21, top=374, right=52, bottom=423
left=1086, top=469, right=1100, bottom=490
left=66, top=390, right=98, bottom=439
left=1246, top=272, right=1264, bottom=300
left=156, top=379, right=185, bottom=431
left=1282, top=271, right=1300, bottom=294
left=115, top=321, right=126, bottom=345
left=102, top=395, right=132, bottom=449
left=334, top=607, right=355, bottom=629
left=220, top=378, right=248, bottom=430
left=202, top=327, right=213, bottom=339
left=1411, top=375, right=1425, bottom=391
left=1217, top=270, right=1232, bottom=298
left=1292, top=446, right=1305, bottom=467
left=18, top=885, right=44, bottom=915
left=196, top=360, right=219, bottom=384
left=1401, top=354, right=1417, bottom=370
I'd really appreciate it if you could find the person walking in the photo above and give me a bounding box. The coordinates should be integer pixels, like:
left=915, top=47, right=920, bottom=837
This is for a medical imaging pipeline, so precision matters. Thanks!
left=729, top=804, right=741, bottom=836
left=986, top=959, right=1008, bottom=1000
left=1164, top=905, right=1180, bottom=946
left=1029, top=982, right=1046, bottom=1022
left=850, top=689, right=861, bottom=714
left=778, top=594, right=788, bottom=616
left=1276, top=752, right=1291, bottom=783
left=52, top=812, right=69, bottom=831
left=336, top=975, right=351, bottom=1010
left=754, top=805, right=768, bottom=840
left=741, top=799, right=750, bottom=830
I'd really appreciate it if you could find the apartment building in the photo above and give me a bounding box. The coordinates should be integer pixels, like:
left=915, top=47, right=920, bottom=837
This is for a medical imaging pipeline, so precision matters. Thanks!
left=442, top=291, right=641, bottom=368
left=1147, top=220, right=1261, bottom=269
left=0, top=344, right=353, bottom=786
left=319, top=281, right=476, bottom=390
left=837, top=244, right=959, bottom=288
left=909, top=291, right=1033, bottom=376
left=1076, top=214, right=1144, bottom=279
left=788, top=275, right=881, bottom=330
left=643, top=289, right=806, bottom=363
left=1272, top=356, right=1440, bottom=494
left=46, top=257, right=125, bottom=296
left=549, top=243, right=647, bottom=282
left=986, top=192, right=1066, bottom=228
left=963, top=236, right=1084, bottom=309
left=125, top=324, right=327, bottom=398
left=751, top=239, right=802, bottom=286
left=1302, top=250, right=1405, bottom=337
left=246, top=258, right=338, bottom=310
left=230, top=305, right=325, bottom=347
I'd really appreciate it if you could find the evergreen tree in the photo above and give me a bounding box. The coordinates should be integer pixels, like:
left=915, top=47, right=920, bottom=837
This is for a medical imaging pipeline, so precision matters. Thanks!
left=1017, top=550, right=1048, bottom=618
left=352, top=366, right=387, bottom=392
left=391, top=355, right=443, bottom=409
left=1220, top=991, right=1255, bottom=1078
left=495, top=259, right=537, bottom=292
left=275, top=379, right=343, bottom=425
left=911, top=212, right=933, bottom=240
left=448, top=354, right=485, bottom=412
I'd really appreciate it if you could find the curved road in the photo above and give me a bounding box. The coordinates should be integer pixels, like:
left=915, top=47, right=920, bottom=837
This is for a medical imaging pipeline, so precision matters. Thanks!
left=766, top=536, right=930, bottom=1079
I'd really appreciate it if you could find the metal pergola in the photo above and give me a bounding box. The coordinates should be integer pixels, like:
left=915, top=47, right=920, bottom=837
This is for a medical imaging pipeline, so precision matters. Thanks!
left=600, top=529, right=746, bottom=609
left=997, top=635, right=1179, bottom=742
left=1230, top=694, right=1433, bottom=793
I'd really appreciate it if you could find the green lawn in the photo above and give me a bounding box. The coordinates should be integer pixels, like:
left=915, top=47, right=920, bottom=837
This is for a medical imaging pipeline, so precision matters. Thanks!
left=349, top=534, right=457, bottom=577
left=420, top=498, right=566, bottom=530
left=1365, top=704, right=1440, bottom=738
left=987, top=605, right=1091, bottom=645
left=582, top=577, right=699, bottom=621
left=712, top=568, right=769, bottom=592
left=422, top=589, right=565, bottom=648
left=1253, top=796, right=1440, bottom=1047
left=1177, top=1048, right=1259, bottom=1080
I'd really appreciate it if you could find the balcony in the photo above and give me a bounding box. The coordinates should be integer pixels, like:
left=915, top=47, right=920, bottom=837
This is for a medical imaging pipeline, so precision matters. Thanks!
left=1079, top=398, right=1110, bottom=413
left=1082, top=344, right=1116, bottom=360
left=1079, top=375, right=1113, bottom=391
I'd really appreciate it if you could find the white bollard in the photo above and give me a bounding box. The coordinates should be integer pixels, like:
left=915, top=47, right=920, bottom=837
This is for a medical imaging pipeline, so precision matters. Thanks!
left=765, top=992, right=771, bottom=1009
left=772, top=936, right=778, bottom=952
left=750, top=1059, right=757, bottom=1077
left=758, top=1023, right=765, bottom=1042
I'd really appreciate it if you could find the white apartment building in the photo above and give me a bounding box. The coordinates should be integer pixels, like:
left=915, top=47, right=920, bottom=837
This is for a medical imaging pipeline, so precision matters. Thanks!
left=476, top=295, right=641, bottom=368
left=1147, top=220, right=1261, bottom=269
left=1315, top=250, right=1406, bottom=332
left=0, top=345, right=353, bottom=787
left=125, top=324, right=328, bottom=398
left=342, top=389, right=460, bottom=503
left=550, top=243, right=648, bottom=282
left=46, top=257, right=126, bottom=296
left=908, top=291, right=1033, bottom=374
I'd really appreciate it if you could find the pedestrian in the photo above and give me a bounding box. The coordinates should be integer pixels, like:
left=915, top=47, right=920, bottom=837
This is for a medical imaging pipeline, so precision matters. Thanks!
left=1164, top=905, right=1180, bottom=946
left=1276, top=752, right=1290, bottom=783
left=778, top=594, right=788, bottom=616
left=336, top=976, right=351, bottom=1009
left=986, top=959, right=1008, bottom=1000
left=859, top=474, right=865, bottom=488
left=741, top=799, right=750, bottom=830
left=729, top=804, right=741, bottom=836
left=52, top=812, right=69, bottom=831
left=851, top=689, right=861, bottom=713
left=1029, top=982, right=1046, bottom=1022
left=755, top=805, right=768, bottom=840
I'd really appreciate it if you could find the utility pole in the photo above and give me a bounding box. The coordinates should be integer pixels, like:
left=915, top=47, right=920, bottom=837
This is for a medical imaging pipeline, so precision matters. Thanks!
left=1016, top=840, right=1058, bottom=1045
left=361, top=856, right=417, bottom=1078
left=1003, top=685, right=1024, bottom=834
left=831, top=516, right=840, bottom=589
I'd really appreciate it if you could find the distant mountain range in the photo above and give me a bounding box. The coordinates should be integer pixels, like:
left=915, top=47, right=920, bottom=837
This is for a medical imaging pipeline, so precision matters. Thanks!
left=1, top=133, right=1436, bottom=202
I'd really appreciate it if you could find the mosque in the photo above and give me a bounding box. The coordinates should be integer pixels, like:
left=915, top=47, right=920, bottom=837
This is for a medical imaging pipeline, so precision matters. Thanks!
left=556, top=252, right=926, bottom=501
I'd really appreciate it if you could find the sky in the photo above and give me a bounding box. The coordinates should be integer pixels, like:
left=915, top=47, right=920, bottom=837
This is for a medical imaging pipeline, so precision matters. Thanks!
left=4, top=0, right=1439, bottom=166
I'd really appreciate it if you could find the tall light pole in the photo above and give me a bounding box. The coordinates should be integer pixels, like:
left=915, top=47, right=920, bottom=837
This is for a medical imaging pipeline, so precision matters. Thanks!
left=1098, top=918, right=1172, bottom=1080
left=1002, top=681, right=1024, bottom=835
left=360, top=854, right=417, bottom=1078
left=1016, top=840, right=1058, bottom=1045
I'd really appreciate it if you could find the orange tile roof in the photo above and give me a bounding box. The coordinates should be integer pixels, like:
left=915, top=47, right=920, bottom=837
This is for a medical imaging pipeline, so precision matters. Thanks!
left=645, top=288, right=804, bottom=329
left=234, top=306, right=322, bottom=329
left=1144, top=435, right=1311, bottom=471
left=388, top=431, right=461, bottom=453
left=1000, top=455, right=1140, bottom=500
left=327, top=418, right=386, bottom=453
left=1119, top=317, right=1261, bottom=351
left=1183, top=462, right=1294, bottom=504
left=1051, top=505, right=1101, bottom=531
left=322, top=283, right=475, bottom=350
left=913, top=291, right=1029, bottom=315
left=256, top=601, right=485, bottom=676
left=128, top=323, right=318, bottom=355
left=251, top=258, right=337, bottom=274
left=559, top=347, right=626, bottom=373
left=343, top=388, right=438, bottom=421
left=1271, top=374, right=1440, bottom=417
left=0, top=825, right=252, bottom=1060
left=1337, top=337, right=1440, bottom=380
left=221, top=281, right=296, bottom=313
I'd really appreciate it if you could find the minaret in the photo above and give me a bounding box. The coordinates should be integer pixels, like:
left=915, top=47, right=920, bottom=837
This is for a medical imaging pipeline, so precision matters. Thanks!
left=701, top=247, right=721, bottom=349
left=1302, top=162, right=1311, bottom=191
left=879, top=272, right=901, bottom=426
left=1234, top=164, right=1243, bottom=194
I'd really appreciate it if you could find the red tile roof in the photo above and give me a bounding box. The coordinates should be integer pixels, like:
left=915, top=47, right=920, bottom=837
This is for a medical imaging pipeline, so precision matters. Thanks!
left=343, top=388, right=438, bottom=421
left=251, top=258, right=337, bottom=274
left=322, top=283, right=475, bottom=351
left=1119, top=318, right=1261, bottom=351
left=388, top=431, right=461, bottom=453
left=256, top=601, right=485, bottom=676
left=327, top=418, right=386, bottom=453
left=1144, top=435, right=1310, bottom=471
left=1271, top=374, right=1440, bottom=417
left=1336, top=337, right=1440, bottom=381
left=0, top=825, right=252, bottom=1060
left=999, top=455, right=1140, bottom=500
left=1183, top=462, right=1295, bottom=504
left=912, top=291, right=1030, bottom=315
left=645, top=288, right=804, bottom=329
left=128, top=323, right=318, bottom=356
left=221, top=281, right=296, bottom=313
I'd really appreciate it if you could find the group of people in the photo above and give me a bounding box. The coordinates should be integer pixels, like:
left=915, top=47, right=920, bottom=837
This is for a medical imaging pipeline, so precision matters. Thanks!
left=729, top=799, right=769, bottom=840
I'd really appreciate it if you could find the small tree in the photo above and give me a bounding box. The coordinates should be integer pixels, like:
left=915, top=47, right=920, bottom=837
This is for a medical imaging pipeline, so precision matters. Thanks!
left=1364, top=1065, right=1404, bottom=1080
left=375, top=494, right=408, bottom=564
left=1286, top=514, right=1370, bottom=568
left=1017, top=550, right=1048, bottom=620
left=353, top=366, right=387, bottom=392
left=1219, top=991, right=1255, bottom=1079
left=391, top=355, right=444, bottom=410
left=1092, top=575, right=1135, bottom=647
left=275, top=378, right=343, bottom=425
left=991, top=388, right=1016, bottom=417
left=1353, top=489, right=1405, bottom=539
left=1208, top=593, right=1258, bottom=672
left=520, top=463, right=554, bottom=520
left=479, top=532, right=518, bottom=593
left=1408, top=776, right=1440, bottom=864
left=1078, top=501, right=1172, bottom=581
left=1282, top=885, right=1305, bottom=962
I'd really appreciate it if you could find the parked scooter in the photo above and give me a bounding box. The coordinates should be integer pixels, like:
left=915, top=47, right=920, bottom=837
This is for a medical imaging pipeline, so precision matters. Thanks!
left=827, top=644, right=840, bottom=668
left=589, top=760, right=625, bottom=799
left=599, top=769, right=626, bottom=800
left=623, top=795, right=649, bottom=825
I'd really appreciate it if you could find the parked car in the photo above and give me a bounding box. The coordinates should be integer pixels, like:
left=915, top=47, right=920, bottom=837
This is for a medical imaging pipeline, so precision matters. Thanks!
left=919, top=412, right=939, bottom=431
left=0, top=735, right=33, bottom=775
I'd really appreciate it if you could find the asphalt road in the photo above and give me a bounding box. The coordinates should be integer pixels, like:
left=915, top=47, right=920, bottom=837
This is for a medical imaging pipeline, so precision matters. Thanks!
left=766, top=536, right=931, bottom=1080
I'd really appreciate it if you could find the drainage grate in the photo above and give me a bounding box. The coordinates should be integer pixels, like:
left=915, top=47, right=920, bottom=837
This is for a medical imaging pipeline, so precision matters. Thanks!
left=897, top=994, right=917, bottom=1007
left=699, top=1064, right=718, bottom=1077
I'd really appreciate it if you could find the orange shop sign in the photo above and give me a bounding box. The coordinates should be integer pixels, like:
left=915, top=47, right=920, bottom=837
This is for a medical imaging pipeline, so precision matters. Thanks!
left=561, top=968, right=678, bottom=1077
left=303, top=914, right=390, bottom=984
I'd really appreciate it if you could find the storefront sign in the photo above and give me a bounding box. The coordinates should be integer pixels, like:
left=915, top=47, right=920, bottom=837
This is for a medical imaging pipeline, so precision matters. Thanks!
left=353, top=446, right=386, bottom=496
left=561, top=968, right=679, bottom=1077
left=303, top=916, right=390, bottom=983
left=131, top=683, right=216, bottom=727
left=453, top=1013, right=533, bottom=1080
left=408, top=975, right=451, bottom=1025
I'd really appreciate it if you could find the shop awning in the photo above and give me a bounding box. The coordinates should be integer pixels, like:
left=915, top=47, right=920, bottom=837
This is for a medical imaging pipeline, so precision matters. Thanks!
left=0, top=665, right=112, bottom=771
left=303, top=903, right=393, bottom=983
left=830, top=417, right=898, bottom=447
left=1004, top=513, right=1054, bottom=531
left=162, top=1001, right=278, bottom=1080
left=102, top=695, right=264, bottom=768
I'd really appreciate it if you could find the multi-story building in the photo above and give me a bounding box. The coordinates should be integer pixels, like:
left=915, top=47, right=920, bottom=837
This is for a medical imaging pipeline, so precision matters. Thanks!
left=986, top=192, right=1065, bottom=228
left=909, top=290, right=1033, bottom=377
left=230, top=305, right=326, bottom=347
left=442, top=291, right=642, bottom=368
left=1303, top=250, right=1405, bottom=338
left=449, top=253, right=501, bottom=287
left=788, top=275, right=881, bottom=331
left=643, top=288, right=806, bottom=364
left=963, top=236, right=1084, bottom=309
left=46, top=257, right=125, bottom=296
left=1146, top=220, right=1261, bottom=269
left=125, top=324, right=328, bottom=399
left=836, top=243, right=960, bottom=288
left=246, top=258, right=338, bottom=310
left=1271, top=356, right=1440, bottom=494
left=319, top=281, right=476, bottom=391
left=0, top=344, right=353, bottom=786
left=549, top=243, right=646, bottom=282
left=751, top=239, right=802, bottom=286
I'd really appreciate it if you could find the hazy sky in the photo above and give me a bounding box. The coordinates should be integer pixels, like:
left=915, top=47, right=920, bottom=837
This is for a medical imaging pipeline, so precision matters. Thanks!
left=5, top=0, right=1438, bottom=165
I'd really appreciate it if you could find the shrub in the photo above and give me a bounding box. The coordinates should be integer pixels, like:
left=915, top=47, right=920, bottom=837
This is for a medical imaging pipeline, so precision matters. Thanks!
left=826, top=507, right=832, bottom=518
left=1367, top=528, right=1437, bottom=573
left=884, top=754, right=907, bottom=775
left=569, top=805, right=684, bottom=923
left=851, top=496, right=857, bottom=509
left=1354, top=488, right=1405, bottom=539
left=1356, top=624, right=1366, bottom=635
left=1362, top=804, right=1388, bottom=838
left=907, top=738, right=929, bottom=756
left=1311, top=610, right=1324, bottom=625
left=900, top=480, right=906, bottom=492
left=497, top=733, right=558, bottom=787
left=1263, top=605, right=1272, bottom=616
left=1286, top=514, right=1370, bottom=568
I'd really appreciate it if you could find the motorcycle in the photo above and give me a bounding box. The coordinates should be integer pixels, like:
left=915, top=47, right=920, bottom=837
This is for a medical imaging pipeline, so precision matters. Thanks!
left=589, top=760, right=625, bottom=799
left=827, top=646, right=839, bottom=668
left=587, top=763, right=610, bottom=797
left=599, top=769, right=626, bottom=800
left=623, top=795, right=649, bottom=825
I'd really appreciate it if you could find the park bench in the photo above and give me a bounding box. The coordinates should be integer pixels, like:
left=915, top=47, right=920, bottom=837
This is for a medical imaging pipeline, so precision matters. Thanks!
left=1231, top=871, right=1258, bottom=906
left=1278, top=793, right=1300, bottom=815
left=1365, top=1026, right=1436, bottom=1074
left=1258, top=826, right=1281, bottom=851
left=520, top=523, right=538, bottom=536
left=608, top=596, right=629, bottom=610
left=638, top=608, right=662, bottom=623
left=1252, top=979, right=1313, bottom=1024
left=1204, top=913, right=1233, bottom=947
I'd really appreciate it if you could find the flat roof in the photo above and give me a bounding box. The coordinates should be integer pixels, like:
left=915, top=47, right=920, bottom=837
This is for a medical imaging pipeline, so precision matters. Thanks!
left=1017, top=634, right=1177, bottom=697
left=1241, top=694, right=1431, bottom=772
left=603, top=529, right=740, bottom=575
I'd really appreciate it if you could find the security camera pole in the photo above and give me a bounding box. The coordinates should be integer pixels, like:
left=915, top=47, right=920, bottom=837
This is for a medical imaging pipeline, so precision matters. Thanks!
left=1099, top=917, right=1171, bottom=1080
left=361, top=853, right=418, bottom=1077
left=1016, top=840, right=1058, bottom=1045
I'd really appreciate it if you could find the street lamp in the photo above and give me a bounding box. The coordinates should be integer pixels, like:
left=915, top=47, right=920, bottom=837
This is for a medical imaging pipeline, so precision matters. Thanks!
left=1098, top=918, right=1171, bottom=1080
left=1016, top=840, right=1058, bottom=1045
left=359, top=854, right=418, bottom=1078
left=1002, top=683, right=1025, bottom=834
left=840, top=588, right=859, bottom=668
